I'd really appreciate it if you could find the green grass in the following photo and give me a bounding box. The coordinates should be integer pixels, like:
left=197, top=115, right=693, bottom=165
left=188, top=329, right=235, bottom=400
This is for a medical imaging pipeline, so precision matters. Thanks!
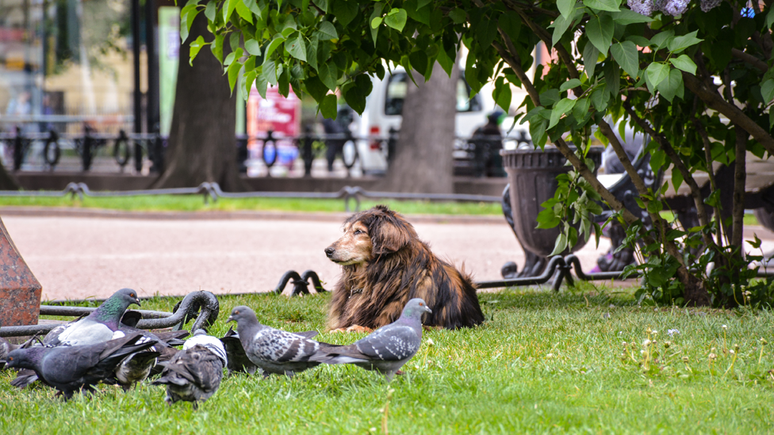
left=3, top=287, right=774, bottom=433
left=0, top=195, right=503, bottom=216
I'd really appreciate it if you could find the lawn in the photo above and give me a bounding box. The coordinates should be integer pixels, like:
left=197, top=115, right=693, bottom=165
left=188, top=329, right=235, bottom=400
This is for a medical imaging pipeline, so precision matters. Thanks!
left=2, top=287, right=773, bottom=434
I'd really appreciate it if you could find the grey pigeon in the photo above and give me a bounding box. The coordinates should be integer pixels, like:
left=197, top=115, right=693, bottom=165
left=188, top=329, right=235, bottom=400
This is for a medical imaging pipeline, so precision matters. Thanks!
left=43, top=288, right=141, bottom=347
left=152, top=329, right=227, bottom=409
left=5, top=333, right=157, bottom=400
left=226, top=305, right=325, bottom=377
left=219, top=327, right=319, bottom=375
left=110, top=331, right=161, bottom=390
left=311, top=298, right=431, bottom=381
left=0, top=337, right=17, bottom=369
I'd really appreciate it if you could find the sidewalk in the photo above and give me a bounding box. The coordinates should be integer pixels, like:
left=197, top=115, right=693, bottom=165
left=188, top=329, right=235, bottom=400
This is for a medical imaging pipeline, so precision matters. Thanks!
left=2, top=209, right=772, bottom=301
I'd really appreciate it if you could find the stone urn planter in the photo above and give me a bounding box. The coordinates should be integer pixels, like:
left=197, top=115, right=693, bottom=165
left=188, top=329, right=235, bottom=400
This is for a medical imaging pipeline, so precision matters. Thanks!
left=501, top=147, right=603, bottom=258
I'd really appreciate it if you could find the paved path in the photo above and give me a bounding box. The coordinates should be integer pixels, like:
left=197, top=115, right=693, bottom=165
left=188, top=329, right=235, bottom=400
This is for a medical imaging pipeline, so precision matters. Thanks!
left=2, top=209, right=772, bottom=301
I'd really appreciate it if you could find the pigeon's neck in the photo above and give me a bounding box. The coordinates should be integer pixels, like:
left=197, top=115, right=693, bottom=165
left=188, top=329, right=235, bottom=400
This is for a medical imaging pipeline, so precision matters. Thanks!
left=397, top=316, right=421, bottom=329
left=17, top=348, right=46, bottom=370
left=90, top=297, right=128, bottom=329
left=237, top=319, right=264, bottom=343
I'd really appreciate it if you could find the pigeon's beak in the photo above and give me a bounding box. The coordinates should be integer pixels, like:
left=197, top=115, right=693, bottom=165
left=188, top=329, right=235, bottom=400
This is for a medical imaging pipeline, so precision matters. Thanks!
left=226, top=315, right=235, bottom=323
left=133, top=298, right=141, bottom=307
left=424, top=306, right=432, bottom=314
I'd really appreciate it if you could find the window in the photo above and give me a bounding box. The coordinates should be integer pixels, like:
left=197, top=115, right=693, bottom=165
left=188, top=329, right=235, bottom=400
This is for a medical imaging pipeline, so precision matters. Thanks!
left=383, top=71, right=481, bottom=116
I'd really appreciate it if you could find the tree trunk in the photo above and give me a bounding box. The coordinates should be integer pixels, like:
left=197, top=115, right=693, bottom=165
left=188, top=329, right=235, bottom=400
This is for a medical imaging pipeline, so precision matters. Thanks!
left=152, top=2, right=247, bottom=191
left=375, top=63, right=458, bottom=193
left=0, top=166, right=20, bottom=190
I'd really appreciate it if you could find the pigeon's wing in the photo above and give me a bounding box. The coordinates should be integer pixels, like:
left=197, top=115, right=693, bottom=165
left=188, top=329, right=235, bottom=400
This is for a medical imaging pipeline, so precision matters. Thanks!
left=220, top=329, right=257, bottom=374
left=156, top=346, right=223, bottom=392
left=293, top=330, right=319, bottom=339
left=120, top=311, right=143, bottom=328
left=46, top=319, right=114, bottom=347
left=353, top=324, right=422, bottom=362
left=250, top=329, right=320, bottom=363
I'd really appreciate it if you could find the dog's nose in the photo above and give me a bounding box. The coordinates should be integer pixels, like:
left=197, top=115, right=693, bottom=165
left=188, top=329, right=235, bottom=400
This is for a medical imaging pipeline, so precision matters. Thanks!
left=324, top=247, right=335, bottom=258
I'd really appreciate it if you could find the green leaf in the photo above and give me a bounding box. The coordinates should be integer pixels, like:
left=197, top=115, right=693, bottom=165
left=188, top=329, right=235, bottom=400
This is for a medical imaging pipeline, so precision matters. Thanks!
left=611, top=41, right=639, bottom=78
left=304, top=75, right=328, bottom=102
left=656, top=69, right=683, bottom=103
left=549, top=98, right=576, bottom=129
left=318, top=21, right=338, bottom=40
left=761, top=79, right=774, bottom=104
left=319, top=94, right=338, bottom=118
left=246, top=0, right=263, bottom=18
left=227, top=61, right=242, bottom=94
left=671, top=166, right=684, bottom=193
left=645, top=62, right=669, bottom=93
left=436, top=43, right=454, bottom=76
left=549, top=232, right=568, bottom=256
left=369, top=3, right=385, bottom=46
left=264, top=35, right=285, bottom=60
left=204, top=1, right=216, bottom=22
left=493, top=77, right=512, bottom=112
left=384, top=8, right=407, bottom=32
left=668, top=30, right=703, bottom=53
left=179, top=2, right=200, bottom=43
left=449, top=8, right=466, bottom=23
left=312, top=0, right=329, bottom=13
left=188, top=35, right=206, bottom=66
left=558, top=0, right=575, bottom=18
left=409, top=50, right=428, bottom=76
left=573, top=97, right=591, bottom=121
left=211, top=33, right=225, bottom=63
left=583, top=0, right=621, bottom=12
left=331, top=0, right=358, bottom=27
left=223, top=0, right=238, bottom=23
left=245, top=38, right=262, bottom=56
left=285, top=33, right=307, bottom=62
left=550, top=12, right=575, bottom=47
left=583, top=42, right=600, bottom=78
left=529, top=119, right=548, bottom=149
left=318, top=61, right=338, bottom=91
left=649, top=30, right=674, bottom=50
left=236, top=0, right=253, bottom=24
left=767, top=6, right=774, bottom=29
left=610, top=8, right=652, bottom=24
left=669, top=54, right=696, bottom=74
left=560, top=78, right=582, bottom=92
left=586, top=14, right=614, bottom=56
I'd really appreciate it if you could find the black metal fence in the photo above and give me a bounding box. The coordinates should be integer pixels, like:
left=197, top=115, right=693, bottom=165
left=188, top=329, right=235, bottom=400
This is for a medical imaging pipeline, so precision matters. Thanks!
left=0, top=125, right=532, bottom=177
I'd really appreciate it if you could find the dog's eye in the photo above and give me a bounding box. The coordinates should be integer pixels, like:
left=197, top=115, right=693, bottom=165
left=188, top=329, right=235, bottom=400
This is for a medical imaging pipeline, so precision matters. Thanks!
left=354, top=229, right=364, bottom=235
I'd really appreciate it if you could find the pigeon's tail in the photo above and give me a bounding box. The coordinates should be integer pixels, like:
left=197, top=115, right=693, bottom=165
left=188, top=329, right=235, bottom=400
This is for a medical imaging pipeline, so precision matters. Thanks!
left=99, top=334, right=159, bottom=369
left=293, top=330, right=320, bottom=339
left=309, top=343, right=368, bottom=365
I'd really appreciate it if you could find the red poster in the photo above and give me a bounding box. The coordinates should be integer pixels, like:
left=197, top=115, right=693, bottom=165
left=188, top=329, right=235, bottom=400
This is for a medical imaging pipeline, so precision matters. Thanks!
left=246, top=86, right=301, bottom=170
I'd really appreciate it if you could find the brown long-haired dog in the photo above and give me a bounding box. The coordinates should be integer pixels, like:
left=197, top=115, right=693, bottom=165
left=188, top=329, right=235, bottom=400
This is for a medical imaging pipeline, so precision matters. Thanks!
left=324, top=205, right=485, bottom=331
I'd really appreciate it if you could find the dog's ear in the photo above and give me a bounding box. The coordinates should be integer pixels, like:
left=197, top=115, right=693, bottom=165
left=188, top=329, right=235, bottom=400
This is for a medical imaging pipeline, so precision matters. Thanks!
left=371, top=217, right=413, bottom=255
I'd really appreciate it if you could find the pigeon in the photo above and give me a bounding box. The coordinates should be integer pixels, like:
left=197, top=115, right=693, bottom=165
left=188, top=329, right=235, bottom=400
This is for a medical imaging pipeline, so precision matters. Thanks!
left=311, top=298, right=432, bottom=381
left=110, top=331, right=161, bottom=391
left=219, top=327, right=320, bottom=375
left=152, top=329, right=228, bottom=409
left=0, top=337, right=17, bottom=369
left=226, top=305, right=326, bottom=377
left=5, top=333, right=157, bottom=400
left=43, top=288, right=142, bottom=347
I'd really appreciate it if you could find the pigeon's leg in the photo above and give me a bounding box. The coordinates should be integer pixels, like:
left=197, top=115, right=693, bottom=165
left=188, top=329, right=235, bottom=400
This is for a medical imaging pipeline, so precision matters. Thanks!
left=284, top=370, right=295, bottom=378
left=384, top=371, right=397, bottom=382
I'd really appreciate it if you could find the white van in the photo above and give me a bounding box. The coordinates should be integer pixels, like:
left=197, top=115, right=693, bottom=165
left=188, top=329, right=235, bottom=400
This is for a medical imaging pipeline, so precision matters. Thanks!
left=352, top=67, right=501, bottom=175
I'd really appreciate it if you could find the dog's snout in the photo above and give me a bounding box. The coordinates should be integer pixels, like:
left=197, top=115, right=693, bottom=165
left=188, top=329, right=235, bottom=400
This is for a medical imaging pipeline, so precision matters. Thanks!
left=324, top=246, right=336, bottom=258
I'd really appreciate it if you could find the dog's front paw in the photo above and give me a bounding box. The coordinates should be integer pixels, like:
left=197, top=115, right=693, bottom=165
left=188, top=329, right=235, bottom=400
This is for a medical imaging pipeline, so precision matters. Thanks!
left=345, top=324, right=373, bottom=333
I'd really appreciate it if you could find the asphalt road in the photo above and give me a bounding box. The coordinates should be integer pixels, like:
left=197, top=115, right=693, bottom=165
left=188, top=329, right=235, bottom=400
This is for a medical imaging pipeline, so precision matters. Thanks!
left=2, top=210, right=772, bottom=302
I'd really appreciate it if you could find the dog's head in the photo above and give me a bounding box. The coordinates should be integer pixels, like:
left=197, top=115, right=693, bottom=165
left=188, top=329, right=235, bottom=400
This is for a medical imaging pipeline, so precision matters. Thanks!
left=324, top=205, right=417, bottom=266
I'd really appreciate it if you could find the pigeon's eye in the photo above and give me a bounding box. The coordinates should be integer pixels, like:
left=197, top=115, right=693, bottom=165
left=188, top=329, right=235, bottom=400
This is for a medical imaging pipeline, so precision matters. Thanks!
left=130, top=293, right=136, bottom=298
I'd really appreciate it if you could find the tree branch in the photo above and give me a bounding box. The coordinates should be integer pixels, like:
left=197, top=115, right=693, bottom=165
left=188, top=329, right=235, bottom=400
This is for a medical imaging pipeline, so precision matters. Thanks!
left=691, top=102, right=728, bottom=245
left=622, top=100, right=717, bottom=250
left=732, top=126, right=747, bottom=249
left=682, top=72, right=774, bottom=157
left=730, top=48, right=768, bottom=72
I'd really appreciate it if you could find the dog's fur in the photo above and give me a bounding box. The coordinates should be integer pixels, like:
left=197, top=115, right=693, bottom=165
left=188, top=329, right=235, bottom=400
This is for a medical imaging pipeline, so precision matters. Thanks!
left=324, top=205, right=485, bottom=330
